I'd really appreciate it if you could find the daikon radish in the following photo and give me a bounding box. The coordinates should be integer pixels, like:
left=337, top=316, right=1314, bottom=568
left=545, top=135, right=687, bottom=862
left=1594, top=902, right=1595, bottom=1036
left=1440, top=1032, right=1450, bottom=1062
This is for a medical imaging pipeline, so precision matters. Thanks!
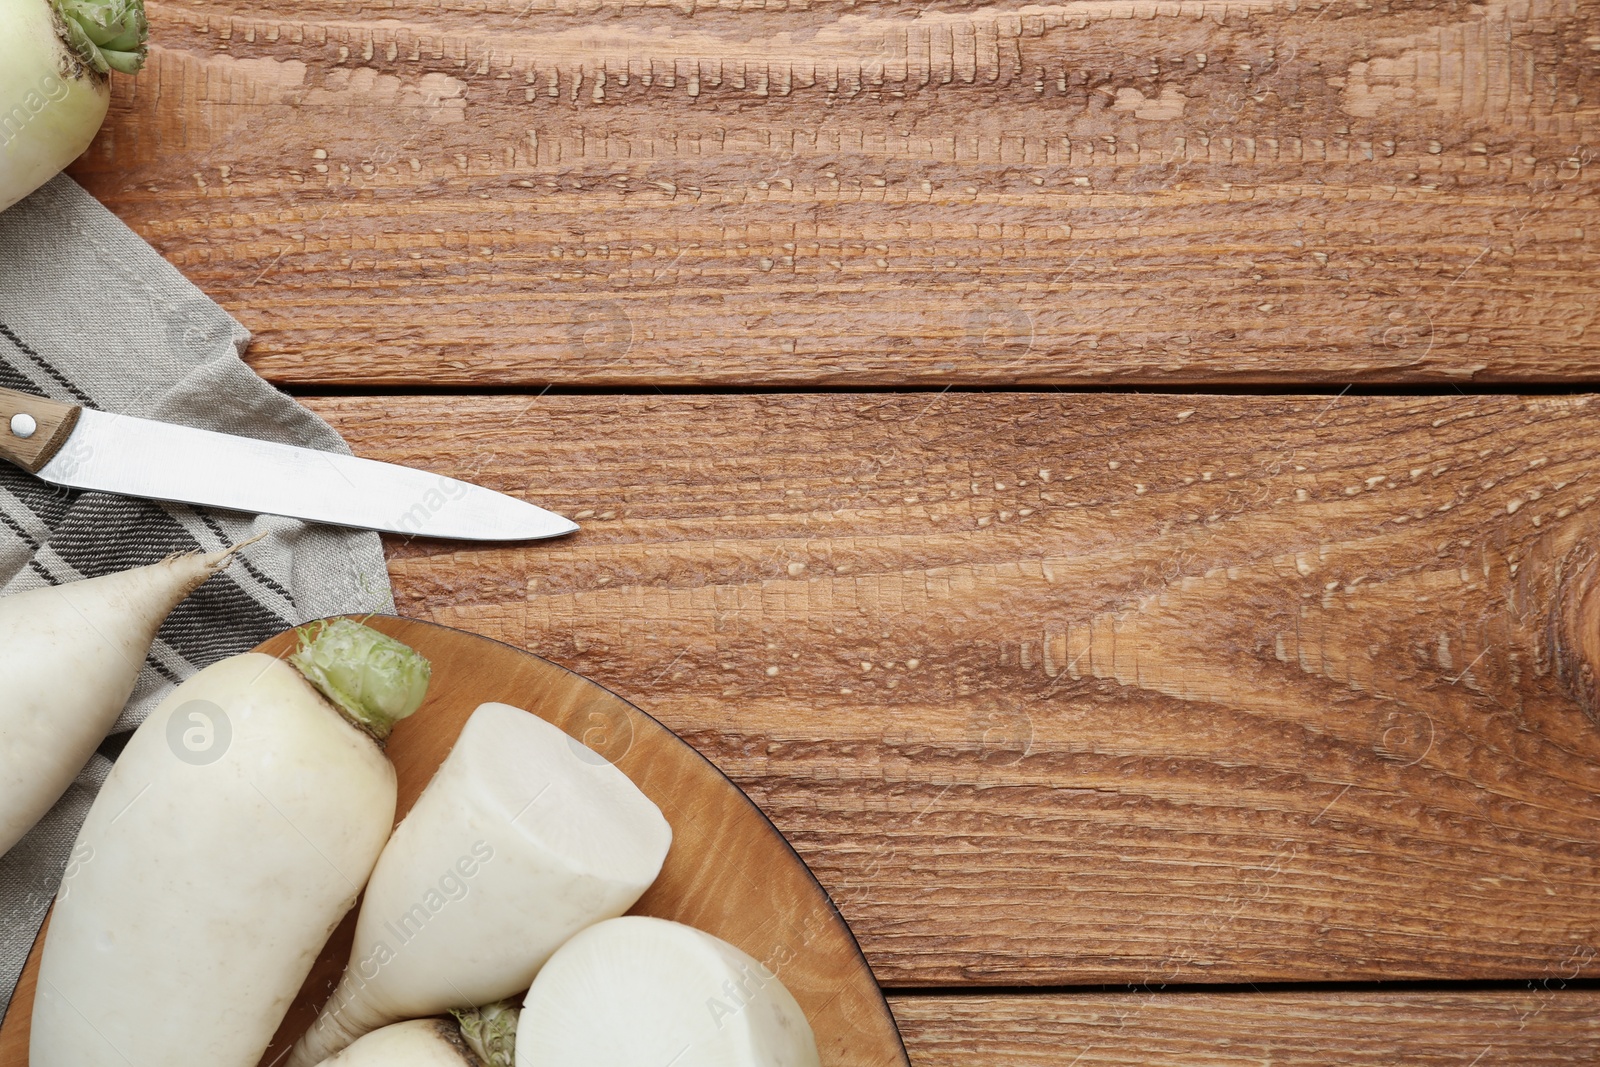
left=515, top=917, right=821, bottom=1067
left=316, top=1020, right=482, bottom=1067
left=288, top=701, right=671, bottom=1066
left=31, top=619, right=432, bottom=1067
left=2, top=0, right=147, bottom=213
left=0, top=545, right=247, bottom=856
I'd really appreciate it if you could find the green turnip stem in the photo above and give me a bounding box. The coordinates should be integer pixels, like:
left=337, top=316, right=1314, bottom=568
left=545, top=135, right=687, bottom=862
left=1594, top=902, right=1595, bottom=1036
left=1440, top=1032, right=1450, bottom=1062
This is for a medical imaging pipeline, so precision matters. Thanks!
left=452, top=1002, right=518, bottom=1067
left=53, top=0, right=148, bottom=75
left=290, top=619, right=431, bottom=741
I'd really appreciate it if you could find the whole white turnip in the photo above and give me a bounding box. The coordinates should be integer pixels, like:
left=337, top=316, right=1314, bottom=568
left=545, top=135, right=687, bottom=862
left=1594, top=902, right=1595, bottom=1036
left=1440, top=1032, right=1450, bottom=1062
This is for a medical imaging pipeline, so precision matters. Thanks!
left=1, top=0, right=148, bottom=212
left=31, top=618, right=432, bottom=1067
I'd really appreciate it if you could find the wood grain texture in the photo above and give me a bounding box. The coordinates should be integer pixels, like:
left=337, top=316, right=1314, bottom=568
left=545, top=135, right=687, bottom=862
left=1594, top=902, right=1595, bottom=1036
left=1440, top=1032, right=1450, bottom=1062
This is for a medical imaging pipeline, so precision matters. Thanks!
left=299, top=390, right=1600, bottom=987
left=64, top=0, right=1600, bottom=386
left=0, top=618, right=909, bottom=1067
left=889, top=989, right=1600, bottom=1064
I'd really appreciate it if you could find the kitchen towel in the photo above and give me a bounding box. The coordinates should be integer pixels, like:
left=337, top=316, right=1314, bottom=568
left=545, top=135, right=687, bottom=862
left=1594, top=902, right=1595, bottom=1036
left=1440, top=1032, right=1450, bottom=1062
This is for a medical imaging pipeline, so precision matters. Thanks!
left=0, top=175, right=396, bottom=1015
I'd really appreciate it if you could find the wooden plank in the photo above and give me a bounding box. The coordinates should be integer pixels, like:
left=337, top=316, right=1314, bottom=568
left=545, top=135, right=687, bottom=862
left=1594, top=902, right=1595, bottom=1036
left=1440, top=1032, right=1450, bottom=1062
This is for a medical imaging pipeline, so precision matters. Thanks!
left=66, top=1, right=1599, bottom=386
left=303, top=392, right=1600, bottom=985
left=889, top=990, right=1600, bottom=1065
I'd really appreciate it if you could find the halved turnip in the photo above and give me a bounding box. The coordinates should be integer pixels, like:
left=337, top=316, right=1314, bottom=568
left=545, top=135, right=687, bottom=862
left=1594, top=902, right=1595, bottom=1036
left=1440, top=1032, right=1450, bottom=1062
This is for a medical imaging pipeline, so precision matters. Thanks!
left=288, top=701, right=671, bottom=1066
left=515, top=916, right=821, bottom=1067
left=0, top=545, right=246, bottom=857
left=31, top=619, right=432, bottom=1067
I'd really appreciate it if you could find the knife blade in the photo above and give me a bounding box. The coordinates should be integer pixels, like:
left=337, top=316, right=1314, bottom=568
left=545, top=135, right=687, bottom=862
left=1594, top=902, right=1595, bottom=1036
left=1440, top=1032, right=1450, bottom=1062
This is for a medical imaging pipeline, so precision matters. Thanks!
left=0, top=388, right=578, bottom=541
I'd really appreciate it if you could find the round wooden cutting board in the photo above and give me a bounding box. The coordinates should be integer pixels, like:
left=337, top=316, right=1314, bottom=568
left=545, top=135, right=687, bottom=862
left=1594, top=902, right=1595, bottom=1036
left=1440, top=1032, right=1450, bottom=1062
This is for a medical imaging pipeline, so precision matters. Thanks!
left=0, top=616, right=909, bottom=1067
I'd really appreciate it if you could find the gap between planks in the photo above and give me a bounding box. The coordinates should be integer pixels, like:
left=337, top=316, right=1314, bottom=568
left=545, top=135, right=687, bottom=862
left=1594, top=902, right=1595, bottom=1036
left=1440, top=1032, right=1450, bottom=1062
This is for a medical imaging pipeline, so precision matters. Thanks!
left=280, top=382, right=1600, bottom=400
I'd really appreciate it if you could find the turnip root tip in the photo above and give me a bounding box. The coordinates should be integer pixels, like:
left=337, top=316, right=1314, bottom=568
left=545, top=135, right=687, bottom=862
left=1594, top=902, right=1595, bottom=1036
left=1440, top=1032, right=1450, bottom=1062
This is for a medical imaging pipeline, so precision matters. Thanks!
left=0, top=541, right=254, bottom=857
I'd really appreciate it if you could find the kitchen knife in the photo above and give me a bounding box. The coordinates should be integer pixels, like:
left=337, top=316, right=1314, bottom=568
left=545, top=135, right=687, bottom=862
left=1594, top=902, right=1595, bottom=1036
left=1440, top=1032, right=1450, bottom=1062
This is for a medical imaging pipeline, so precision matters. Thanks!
left=0, top=387, right=578, bottom=541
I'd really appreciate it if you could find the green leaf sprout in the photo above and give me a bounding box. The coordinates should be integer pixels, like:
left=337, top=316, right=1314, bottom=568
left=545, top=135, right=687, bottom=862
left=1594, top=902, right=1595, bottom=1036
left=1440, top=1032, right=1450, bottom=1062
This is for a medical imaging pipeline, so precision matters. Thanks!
left=290, top=619, right=432, bottom=741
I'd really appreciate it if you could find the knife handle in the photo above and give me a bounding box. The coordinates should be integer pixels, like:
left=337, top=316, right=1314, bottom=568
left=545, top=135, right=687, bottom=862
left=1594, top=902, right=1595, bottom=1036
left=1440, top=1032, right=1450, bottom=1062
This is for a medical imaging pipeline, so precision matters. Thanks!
left=0, top=388, right=83, bottom=474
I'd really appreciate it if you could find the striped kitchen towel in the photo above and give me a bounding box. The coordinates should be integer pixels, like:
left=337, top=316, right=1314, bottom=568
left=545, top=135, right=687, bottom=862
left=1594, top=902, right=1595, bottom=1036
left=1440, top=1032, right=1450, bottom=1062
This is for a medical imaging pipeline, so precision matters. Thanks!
left=0, top=176, right=395, bottom=1014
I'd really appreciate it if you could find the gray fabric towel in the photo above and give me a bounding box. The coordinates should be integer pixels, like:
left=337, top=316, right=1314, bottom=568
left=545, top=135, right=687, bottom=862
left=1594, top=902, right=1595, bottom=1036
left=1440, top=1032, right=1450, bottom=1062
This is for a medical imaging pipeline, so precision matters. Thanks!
left=0, top=176, right=396, bottom=1016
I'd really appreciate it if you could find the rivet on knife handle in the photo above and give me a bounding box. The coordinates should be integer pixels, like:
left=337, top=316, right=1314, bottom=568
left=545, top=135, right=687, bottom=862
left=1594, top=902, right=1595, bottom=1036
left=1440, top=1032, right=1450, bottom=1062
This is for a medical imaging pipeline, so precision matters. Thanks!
left=0, top=388, right=83, bottom=474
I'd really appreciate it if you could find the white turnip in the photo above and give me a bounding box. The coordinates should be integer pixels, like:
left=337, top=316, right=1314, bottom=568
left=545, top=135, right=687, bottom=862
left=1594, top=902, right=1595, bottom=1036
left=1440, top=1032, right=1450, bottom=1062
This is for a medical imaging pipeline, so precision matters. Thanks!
left=2, top=0, right=148, bottom=212
left=31, top=618, right=432, bottom=1067
left=315, top=1019, right=483, bottom=1067
left=515, top=916, right=821, bottom=1067
left=0, top=545, right=246, bottom=856
left=288, top=701, right=671, bottom=1066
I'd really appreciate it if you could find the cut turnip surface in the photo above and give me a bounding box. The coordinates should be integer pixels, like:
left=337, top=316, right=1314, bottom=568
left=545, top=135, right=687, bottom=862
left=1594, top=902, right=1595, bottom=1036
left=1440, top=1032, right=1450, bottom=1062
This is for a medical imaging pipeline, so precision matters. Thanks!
left=0, top=546, right=247, bottom=857
left=288, top=700, right=672, bottom=1066
left=515, top=916, right=821, bottom=1067
left=31, top=620, right=432, bottom=1067
left=315, top=1019, right=481, bottom=1067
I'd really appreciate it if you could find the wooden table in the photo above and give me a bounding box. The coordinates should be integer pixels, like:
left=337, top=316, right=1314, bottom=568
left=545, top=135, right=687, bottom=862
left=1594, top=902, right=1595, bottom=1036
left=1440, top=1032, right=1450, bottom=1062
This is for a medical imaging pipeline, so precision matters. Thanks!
left=70, top=0, right=1600, bottom=1060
